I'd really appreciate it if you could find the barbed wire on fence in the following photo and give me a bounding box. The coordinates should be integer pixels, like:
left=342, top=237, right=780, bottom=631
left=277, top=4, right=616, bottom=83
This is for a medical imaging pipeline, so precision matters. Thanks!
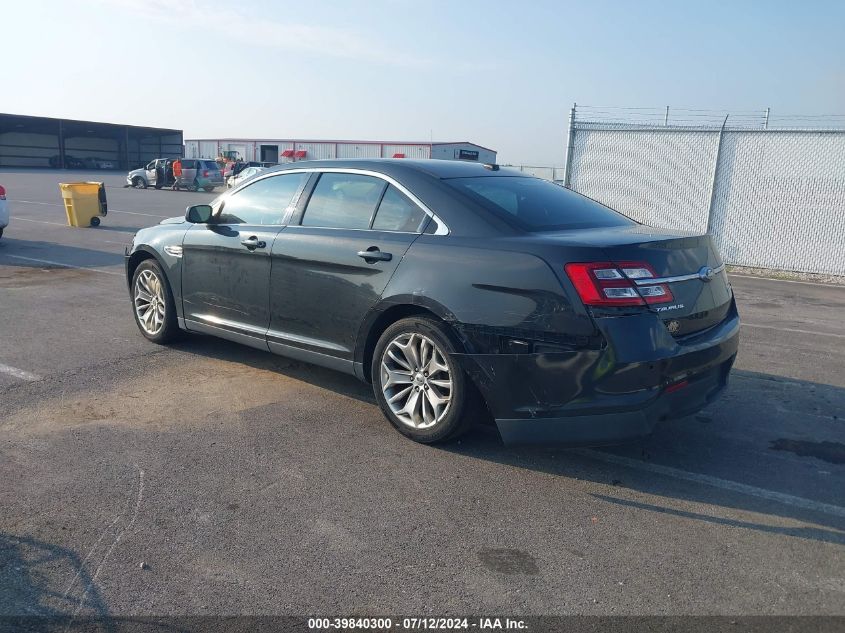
left=572, top=105, right=845, bottom=130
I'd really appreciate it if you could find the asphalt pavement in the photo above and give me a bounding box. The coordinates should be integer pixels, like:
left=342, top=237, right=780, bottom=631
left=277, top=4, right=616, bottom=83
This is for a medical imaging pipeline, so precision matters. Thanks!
left=0, top=169, right=843, bottom=618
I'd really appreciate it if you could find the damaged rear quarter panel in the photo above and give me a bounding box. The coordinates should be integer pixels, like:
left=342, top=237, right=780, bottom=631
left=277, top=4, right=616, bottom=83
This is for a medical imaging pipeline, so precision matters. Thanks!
left=376, top=235, right=598, bottom=349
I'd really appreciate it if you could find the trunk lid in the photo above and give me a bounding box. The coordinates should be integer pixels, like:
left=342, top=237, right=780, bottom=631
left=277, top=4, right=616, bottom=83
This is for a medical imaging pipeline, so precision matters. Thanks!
left=537, top=225, right=733, bottom=336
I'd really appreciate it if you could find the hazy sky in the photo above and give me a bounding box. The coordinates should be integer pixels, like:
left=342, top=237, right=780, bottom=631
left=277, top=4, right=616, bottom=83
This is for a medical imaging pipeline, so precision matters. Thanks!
left=5, top=0, right=844, bottom=164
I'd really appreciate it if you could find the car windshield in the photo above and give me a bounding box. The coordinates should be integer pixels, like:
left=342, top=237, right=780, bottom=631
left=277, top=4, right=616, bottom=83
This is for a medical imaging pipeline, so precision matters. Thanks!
left=444, top=176, right=634, bottom=231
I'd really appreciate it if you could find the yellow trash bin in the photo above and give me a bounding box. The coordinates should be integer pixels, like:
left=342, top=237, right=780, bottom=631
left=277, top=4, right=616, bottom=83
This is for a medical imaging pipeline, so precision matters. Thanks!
left=59, top=182, right=108, bottom=227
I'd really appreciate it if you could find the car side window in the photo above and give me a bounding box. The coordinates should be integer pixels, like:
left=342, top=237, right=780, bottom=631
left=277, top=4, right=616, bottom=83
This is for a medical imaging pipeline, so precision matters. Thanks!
left=372, top=185, right=427, bottom=232
left=301, top=173, right=386, bottom=229
left=182, top=159, right=196, bottom=169
left=218, top=172, right=308, bottom=225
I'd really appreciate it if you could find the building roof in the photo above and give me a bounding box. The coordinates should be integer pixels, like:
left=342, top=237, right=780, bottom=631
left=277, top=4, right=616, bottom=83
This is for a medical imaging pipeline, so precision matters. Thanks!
left=186, top=138, right=497, bottom=153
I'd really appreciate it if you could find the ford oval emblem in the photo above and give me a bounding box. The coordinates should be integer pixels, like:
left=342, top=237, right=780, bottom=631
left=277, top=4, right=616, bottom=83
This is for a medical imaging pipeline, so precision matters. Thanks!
left=698, top=266, right=716, bottom=282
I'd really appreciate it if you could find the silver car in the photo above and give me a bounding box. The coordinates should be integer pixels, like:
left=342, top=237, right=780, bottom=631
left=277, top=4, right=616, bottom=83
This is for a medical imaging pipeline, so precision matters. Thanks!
left=226, top=165, right=265, bottom=189
left=127, top=158, right=224, bottom=192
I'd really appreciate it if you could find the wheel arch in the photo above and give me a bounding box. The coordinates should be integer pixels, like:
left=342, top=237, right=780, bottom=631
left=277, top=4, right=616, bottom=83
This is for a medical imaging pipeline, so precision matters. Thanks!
left=126, top=247, right=166, bottom=288
left=355, top=296, right=469, bottom=383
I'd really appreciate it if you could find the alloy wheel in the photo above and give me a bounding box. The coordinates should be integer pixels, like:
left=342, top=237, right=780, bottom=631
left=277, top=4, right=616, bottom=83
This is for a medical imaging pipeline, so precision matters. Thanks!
left=134, top=269, right=166, bottom=335
left=380, top=332, right=453, bottom=429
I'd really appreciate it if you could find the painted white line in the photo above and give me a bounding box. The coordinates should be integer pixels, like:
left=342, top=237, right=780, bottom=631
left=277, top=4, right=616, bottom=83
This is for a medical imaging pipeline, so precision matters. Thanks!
left=729, top=273, right=845, bottom=289
left=13, top=199, right=167, bottom=218
left=575, top=448, right=845, bottom=519
left=110, top=209, right=167, bottom=218
left=11, top=217, right=67, bottom=226
left=742, top=322, right=845, bottom=340
left=11, top=200, right=57, bottom=206
left=4, top=254, right=123, bottom=276
left=0, top=363, right=41, bottom=382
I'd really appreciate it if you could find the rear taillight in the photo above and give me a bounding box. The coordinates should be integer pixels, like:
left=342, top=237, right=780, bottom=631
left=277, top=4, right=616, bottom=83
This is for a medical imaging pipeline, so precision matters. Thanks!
left=0, top=185, right=5, bottom=200
left=203, top=170, right=209, bottom=177
left=564, top=261, right=673, bottom=307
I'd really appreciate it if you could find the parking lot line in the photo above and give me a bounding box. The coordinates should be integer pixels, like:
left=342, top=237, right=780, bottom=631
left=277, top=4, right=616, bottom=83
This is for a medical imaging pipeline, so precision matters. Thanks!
left=4, top=254, right=124, bottom=276
left=13, top=199, right=168, bottom=218
left=575, top=448, right=845, bottom=519
left=742, top=322, right=845, bottom=339
left=0, top=363, right=41, bottom=382
left=13, top=216, right=68, bottom=226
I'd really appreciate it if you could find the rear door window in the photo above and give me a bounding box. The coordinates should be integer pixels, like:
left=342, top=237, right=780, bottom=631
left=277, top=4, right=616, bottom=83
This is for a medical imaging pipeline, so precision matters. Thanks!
left=301, top=173, right=386, bottom=229
left=444, top=176, right=634, bottom=231
left=218, top=172, right=308, bottom=225
left=182, top=159, right=196, bottom=169
left=372, top=185, right=427, bottom=232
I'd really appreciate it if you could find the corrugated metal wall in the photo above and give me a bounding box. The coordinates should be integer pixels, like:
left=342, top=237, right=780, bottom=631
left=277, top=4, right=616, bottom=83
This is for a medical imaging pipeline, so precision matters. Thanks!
left=383, top=144, right=430, bottom=159
left=336, top=143, right=381, bottom=159
left=566, top=122, right=845, bottom=275
left=295, top=142, right=336, bottom=161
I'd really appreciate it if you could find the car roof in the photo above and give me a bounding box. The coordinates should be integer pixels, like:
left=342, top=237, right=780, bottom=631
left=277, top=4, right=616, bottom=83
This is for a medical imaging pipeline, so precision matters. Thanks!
left=265, top=158, right=527, bottom=180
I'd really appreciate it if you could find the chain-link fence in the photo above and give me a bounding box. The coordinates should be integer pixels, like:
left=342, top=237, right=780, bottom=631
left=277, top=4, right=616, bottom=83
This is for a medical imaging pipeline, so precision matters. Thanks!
left=549, top=107, right=845, bottom=275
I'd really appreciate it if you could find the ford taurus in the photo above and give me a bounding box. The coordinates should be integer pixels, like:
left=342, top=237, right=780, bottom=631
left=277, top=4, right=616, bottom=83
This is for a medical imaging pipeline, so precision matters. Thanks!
left=125, top=159, right=739, bottom=444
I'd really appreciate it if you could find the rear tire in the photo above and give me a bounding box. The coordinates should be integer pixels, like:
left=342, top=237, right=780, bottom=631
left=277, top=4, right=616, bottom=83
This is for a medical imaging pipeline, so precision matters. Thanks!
left=0, top=227, right=4, bottom=239
left=371, top=316, right=476, bottom=443
left=131, top=259, right=180, bottom=344
left=188, top=179, right=199, bottom=192
left=90, top=217, right=100, bottom=227
left=203, top=186, right=215, bottom=192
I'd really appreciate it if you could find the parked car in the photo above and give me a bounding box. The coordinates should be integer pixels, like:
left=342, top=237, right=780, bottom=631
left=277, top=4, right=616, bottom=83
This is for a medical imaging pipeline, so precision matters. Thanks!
left=226, top=165, right=265, bottom=188
left=126, top=159, right=223, bottom=192
left=0, top=184, right=8, bottom=238
left=125, top=159, right=739, bottom=445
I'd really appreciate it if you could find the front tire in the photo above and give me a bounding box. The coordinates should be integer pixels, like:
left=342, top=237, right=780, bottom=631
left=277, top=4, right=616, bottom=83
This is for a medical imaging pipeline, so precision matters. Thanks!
left=131, top=259, right=180, bottom=344
left=372, top=316, right=475, bottom=443
left=133, top=177, right=146, bottom=189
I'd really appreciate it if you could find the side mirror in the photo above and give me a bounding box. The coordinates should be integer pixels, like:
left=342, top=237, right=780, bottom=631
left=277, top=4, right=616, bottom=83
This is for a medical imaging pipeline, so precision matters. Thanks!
left=186, top=204, right=214, bottom=224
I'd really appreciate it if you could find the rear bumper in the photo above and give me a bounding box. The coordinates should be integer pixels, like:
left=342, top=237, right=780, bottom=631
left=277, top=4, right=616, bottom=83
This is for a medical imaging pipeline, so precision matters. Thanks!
left=455, top=301, right=740, bottom=445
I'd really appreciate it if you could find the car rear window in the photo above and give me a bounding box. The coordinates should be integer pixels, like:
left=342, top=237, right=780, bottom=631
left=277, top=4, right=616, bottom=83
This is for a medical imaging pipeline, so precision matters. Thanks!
left=444, top=176, right=634, bottom=231
left=200, top=161, right=219, bottom=171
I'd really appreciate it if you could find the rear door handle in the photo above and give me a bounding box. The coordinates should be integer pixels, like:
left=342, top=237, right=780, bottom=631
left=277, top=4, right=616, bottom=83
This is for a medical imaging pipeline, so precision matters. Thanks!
left=357, top=248, right=392, bottom=263
left=241, top=236, right=266, bottom=250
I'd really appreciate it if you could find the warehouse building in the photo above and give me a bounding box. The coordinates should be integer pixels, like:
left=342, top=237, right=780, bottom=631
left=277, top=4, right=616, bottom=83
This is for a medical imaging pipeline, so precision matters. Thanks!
left=184, top=138, right=496, bottom=164
left=0, top=113, right=183, bottom=170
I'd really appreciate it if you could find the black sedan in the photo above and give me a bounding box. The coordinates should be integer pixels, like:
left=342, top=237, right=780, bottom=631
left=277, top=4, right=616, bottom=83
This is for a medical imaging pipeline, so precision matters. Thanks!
left=125, top=159, right=739, bottom=444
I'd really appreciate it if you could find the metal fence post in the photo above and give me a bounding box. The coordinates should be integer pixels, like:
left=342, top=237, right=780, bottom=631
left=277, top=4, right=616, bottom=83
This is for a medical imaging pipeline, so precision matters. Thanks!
left=705, top=115, right=729, bottom=234
left=764, top=107, right=770, bottom=129
left=563, top=103, right=577, bottom=189
left=664, top=106, right=669, bottom=126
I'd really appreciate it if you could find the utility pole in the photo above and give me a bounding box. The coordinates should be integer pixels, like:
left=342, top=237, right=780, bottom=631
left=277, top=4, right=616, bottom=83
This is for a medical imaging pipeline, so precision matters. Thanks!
left=665, top=105, right=670, bottom=126
left=764, top=107, right=770, bottom=129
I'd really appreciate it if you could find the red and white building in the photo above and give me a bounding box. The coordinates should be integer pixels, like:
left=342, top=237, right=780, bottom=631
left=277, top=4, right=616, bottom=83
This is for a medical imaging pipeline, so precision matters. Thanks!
left=184, top=138, right=496, bottom=164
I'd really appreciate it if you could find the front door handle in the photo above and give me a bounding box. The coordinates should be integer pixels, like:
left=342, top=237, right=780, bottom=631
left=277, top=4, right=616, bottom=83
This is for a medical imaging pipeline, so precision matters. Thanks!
left=241, top=236, right=266, bottom=250
left=357, top=247, right=392, bottom=263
